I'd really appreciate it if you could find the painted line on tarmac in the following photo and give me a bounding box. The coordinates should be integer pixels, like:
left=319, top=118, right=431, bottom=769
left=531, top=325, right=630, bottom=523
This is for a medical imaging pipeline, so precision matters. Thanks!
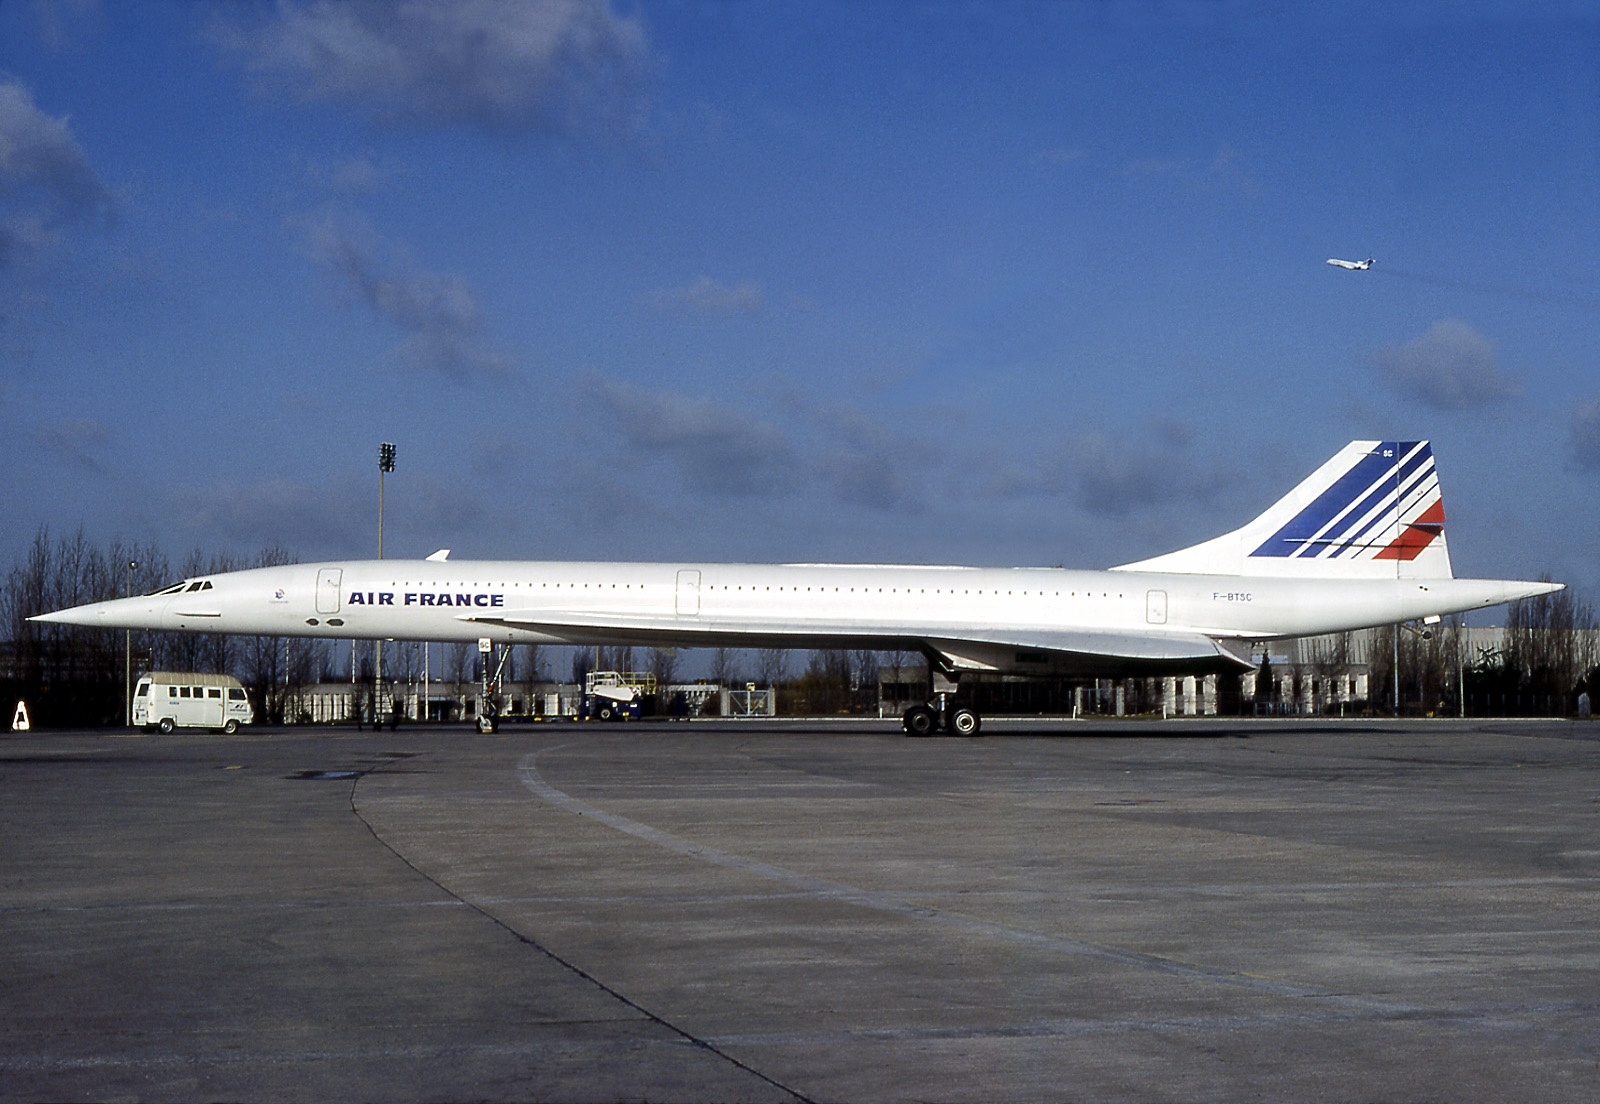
left=518, top=750, right=1363, bottom=1006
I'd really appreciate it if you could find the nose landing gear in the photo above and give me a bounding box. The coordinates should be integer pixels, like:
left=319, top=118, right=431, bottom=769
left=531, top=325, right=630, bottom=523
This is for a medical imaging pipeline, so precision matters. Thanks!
left=475, top=638, right=511, bottom=734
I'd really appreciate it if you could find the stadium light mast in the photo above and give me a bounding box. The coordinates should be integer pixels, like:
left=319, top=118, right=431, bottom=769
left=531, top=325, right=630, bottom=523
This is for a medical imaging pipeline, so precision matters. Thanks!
left=125, top=559, right=136, bottom=728
left=376, top=443, right=395, bottom=708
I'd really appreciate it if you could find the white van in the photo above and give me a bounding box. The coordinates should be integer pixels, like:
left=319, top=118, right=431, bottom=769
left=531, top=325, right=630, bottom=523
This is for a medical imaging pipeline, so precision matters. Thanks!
left=134, top=672, right=254, bottom=734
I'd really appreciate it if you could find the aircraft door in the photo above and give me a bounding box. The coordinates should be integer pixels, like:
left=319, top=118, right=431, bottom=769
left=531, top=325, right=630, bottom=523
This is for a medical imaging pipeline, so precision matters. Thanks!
left=1145, top=589, right=1168, bottom=625
left=675, top=569, right=701, bottom=615
left=316, top=568, right=343, bottom=614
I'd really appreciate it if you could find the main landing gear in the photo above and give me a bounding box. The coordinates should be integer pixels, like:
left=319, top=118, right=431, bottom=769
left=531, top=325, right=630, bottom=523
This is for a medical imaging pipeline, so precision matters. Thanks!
left=901, top=693, right=982, bottom=737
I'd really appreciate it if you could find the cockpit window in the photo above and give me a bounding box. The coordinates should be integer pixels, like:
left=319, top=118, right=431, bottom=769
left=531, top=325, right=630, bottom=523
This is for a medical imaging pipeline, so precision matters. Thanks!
left=150, top=582, right=188, bottom=596
left=186, top=581, right=205, bottom=592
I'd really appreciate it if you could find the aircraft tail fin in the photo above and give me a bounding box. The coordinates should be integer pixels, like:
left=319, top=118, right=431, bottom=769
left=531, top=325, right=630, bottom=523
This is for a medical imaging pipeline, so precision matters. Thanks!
left=1112, top=440, right=1453, bottom=579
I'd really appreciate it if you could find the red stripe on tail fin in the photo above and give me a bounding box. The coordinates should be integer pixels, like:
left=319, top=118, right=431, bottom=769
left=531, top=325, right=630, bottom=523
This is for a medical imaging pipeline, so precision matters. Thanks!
left=1374, top=500, right=1445, bottom=561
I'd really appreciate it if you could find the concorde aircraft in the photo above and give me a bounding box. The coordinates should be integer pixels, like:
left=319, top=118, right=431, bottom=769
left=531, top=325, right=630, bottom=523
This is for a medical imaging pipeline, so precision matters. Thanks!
left=34, top=440, right=1561, bottom=735
left=1327, top=257, right=1374, bottom=270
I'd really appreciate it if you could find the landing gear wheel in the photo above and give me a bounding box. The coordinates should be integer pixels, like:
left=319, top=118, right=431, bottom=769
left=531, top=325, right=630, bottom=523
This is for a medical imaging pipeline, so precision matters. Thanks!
left=902, top=704, right=937, bottom=737
left=948, top=706, right=981, bottom=737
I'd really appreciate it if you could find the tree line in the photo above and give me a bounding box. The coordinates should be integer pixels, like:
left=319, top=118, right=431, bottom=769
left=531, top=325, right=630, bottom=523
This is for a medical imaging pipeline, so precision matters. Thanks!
left=2, top=527, right=330, bottom=725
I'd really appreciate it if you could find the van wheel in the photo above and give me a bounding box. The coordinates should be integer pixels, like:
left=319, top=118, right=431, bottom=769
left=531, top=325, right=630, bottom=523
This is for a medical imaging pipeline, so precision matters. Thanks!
left=158, top=718, right=175, bottom=734
left=223, top=719, right=238, bottom=735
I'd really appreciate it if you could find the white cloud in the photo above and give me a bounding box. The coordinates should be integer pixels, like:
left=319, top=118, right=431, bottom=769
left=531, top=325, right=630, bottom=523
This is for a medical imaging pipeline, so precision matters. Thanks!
left=589, top=377, right=796, bottom=495
left=644, top=276, right=764, bottom=316
left=798, top=400, right=929, bottom=514
left=0, top=78, right=113, bottom=264
left=225, top=0, right=652, bottom=139
left=299, top=210, right=510, bottom=383
left=1368, top=319, right=1521, bottom=410
left=34, top=416, right=111, bottom=472
left=1572, top=395, right=1600, bottom=473
left=1068, top=429, right=1236, bottom=519
left=168, top=477, right=367, bottom=555
left=968, top=423, right=1235, bottom=521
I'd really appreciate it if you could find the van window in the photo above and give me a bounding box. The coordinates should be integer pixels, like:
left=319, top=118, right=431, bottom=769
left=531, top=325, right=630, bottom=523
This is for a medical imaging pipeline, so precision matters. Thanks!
left=168, top=686, right=178, bottom=698
left=227, top=688, right=246, bottom=701
left=135, top=684, right=149, bottom=697
left=178, top=687, right=189, bottom=699
left=208, top=688, right=221, bottom=699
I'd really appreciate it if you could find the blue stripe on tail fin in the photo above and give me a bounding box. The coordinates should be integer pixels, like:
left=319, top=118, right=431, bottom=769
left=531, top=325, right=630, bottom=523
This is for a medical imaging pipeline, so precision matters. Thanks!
left=1249, top=442, right=1439, bottom=561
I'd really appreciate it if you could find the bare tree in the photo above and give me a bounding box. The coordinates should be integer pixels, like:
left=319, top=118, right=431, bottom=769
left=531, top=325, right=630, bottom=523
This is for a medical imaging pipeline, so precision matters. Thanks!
left=792, top=650, right=851, bottom=714
left=647, top=646, right=679, bottom=687
left=518, top=643, right=546, bottom=682
left=597, top=644, right=635, bottom=673
left=1504, top=579, right=1599, bottom=708
left=850, top=648, right=879, bottom=711
left=756, top=647, right=787, bottom=688
left=709, top=646, right=739, bottom=688
left=447, top=641, right=476, bottom=685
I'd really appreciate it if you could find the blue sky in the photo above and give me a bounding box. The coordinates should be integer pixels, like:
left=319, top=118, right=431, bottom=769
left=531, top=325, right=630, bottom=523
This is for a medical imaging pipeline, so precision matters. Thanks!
left=3, top=1, right=1597, bottom=604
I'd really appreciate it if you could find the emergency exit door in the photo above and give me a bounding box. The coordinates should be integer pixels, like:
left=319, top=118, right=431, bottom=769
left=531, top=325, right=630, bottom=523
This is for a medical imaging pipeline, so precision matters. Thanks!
left=675, top=569, right=701, bottom=615
left=1146, top=589, right=1168, bottom=624
left=316, top=568, right=343, bottom=614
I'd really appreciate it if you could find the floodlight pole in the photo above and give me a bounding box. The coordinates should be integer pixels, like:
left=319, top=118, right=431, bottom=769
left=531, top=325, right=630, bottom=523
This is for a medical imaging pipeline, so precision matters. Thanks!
left=125, top=559, right=136, bottom=727
left=377, top=443, right=395, bottom=709
left=1393, top=625, right=1400, bottom=716
left=1390, top=448, right=1401, bottom=717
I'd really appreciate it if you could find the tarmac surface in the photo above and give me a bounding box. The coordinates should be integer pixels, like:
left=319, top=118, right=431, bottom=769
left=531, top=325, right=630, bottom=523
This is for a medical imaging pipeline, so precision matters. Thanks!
left=2, top=716, right=1598, bottom=1102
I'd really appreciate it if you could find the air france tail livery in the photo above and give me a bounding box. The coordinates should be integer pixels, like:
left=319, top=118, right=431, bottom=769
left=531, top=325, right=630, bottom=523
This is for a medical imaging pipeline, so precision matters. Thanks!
left=34, top=441, right=1561, bottom=734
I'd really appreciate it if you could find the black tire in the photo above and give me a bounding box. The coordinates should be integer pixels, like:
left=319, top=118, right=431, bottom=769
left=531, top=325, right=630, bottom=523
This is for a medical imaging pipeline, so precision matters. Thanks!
left=598, top=704, right=616, bottom=721
left=158, top=718, right=174, bottom=734
left=222, top=719, right=238, bottom=735
left=902, top=704, right=936, bottom=737
left=949, top=707, right=981, bottom=737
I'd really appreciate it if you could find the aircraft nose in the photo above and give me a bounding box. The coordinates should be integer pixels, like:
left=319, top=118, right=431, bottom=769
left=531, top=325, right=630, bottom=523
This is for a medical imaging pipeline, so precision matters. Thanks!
left=29, top=602, right=114, bottom=627
left=28, top=595, right=169, bottom=630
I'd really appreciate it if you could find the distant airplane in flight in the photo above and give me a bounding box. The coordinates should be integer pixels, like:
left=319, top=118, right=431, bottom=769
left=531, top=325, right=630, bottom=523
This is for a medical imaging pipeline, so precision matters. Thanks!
left=35, top=441, right=1560, bottom=735
left=1327, top=257, right=1374, bottom=270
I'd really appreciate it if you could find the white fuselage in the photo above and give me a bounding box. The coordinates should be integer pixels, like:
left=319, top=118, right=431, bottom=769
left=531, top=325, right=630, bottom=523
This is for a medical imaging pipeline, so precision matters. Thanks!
left=52, top=558, right=1542, bottom=676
